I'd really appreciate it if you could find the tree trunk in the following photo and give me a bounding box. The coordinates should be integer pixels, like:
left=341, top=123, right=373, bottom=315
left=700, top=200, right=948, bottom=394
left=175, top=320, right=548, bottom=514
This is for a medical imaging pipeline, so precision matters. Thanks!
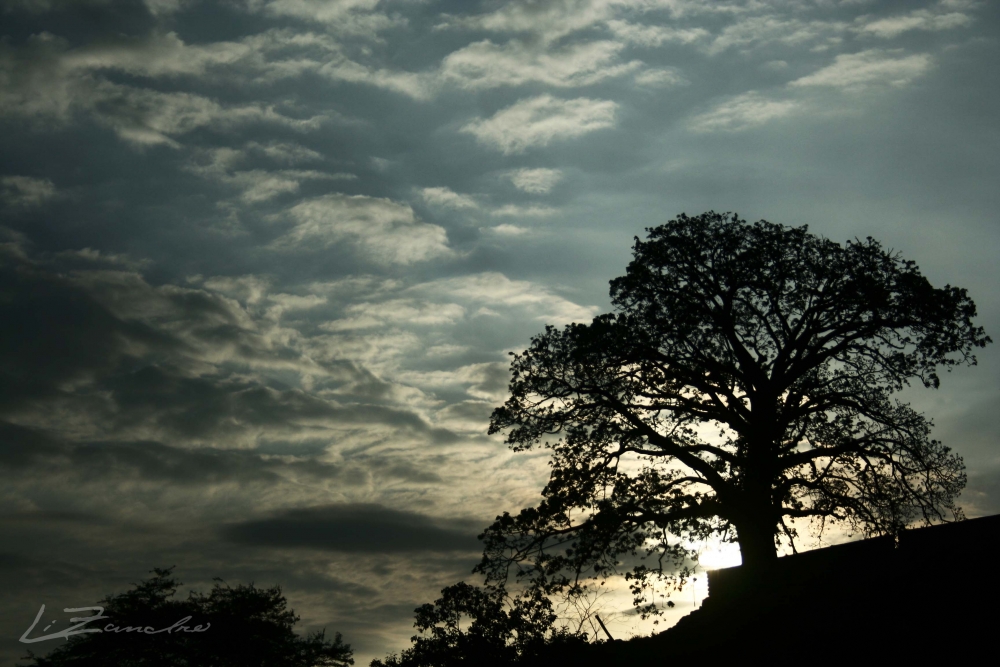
left=736, top=424, right=780, bottom=572
left=734, top=517, right=779, bottom=572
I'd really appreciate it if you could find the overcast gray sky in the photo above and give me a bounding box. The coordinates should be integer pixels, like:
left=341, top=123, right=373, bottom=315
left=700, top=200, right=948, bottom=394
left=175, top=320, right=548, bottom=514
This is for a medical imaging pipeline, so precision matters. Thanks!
left=2, top=0, right=999, bottom=663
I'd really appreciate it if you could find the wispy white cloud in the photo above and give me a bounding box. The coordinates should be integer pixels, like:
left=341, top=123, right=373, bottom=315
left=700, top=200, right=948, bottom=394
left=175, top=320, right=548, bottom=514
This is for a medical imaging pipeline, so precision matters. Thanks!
left=0, top=175, right=57, bottom=206
left=490, top=204, right=559, bottom=218
left=790, top=49, right=933, bottom=90
left=461, top=95, right=617, bottom=154
left=441, top=0, right=625, bottom=42
left=706, top=16, right=849, bottom=55
left=485, top=224, right=531, bottom=236
left=317, top=56, right=434, bottom=100
left=108, top=89, right=325, bottom=146
left=248, top=0, right=404, bottom=38
left=298, top=270, right=600, bottom=410
left=688, top=44, right=937, bottom=133
left=301, top=272, right=598, bottom=399
left=441, top=39, right=640, bottom=89
left=412, top=272, right=599, bottom=325
left=397, top=362, right=511, bottom=404
left=48, top=27, right=641, bottom=102
left=506, top=168, right=563, bottom=194
left=673, top=0, right=978, bottom=55
left=855, top=8, right=973, bottom=38
left=323, top=300, right=467, bottom=331
left=59, top=31, right=254, bottom=77
left=36, top=28, right=357, bottom=85
left=0, top=33, right=326, bottom=146
left=438, top=0, right=981, bottom=59
left=238, top=170, right=355, bottom=202
left=607, top=19, right=708, bottom=46
left=341, top=182, right=560, bottom=228
left=247, top=141, right=324, bottom=165
left=201, top=274, right=273, bottom=306
left=276, top=194, right=453, bottom=265
left=0, top=27, right=426, bottom=145
left=634, top=67, right=686, bottom=87
left=437, top=0, right=733, bottom=43
left=688, top=91, right=799, bottom=133
left=187, top=147, right=354, bottom=203
left=420, top=187, right=479, bottom=210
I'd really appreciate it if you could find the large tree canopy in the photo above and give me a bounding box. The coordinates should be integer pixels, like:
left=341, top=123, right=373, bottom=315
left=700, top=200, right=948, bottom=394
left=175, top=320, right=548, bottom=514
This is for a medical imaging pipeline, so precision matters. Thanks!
left=479, top=212, right=991, bottom=609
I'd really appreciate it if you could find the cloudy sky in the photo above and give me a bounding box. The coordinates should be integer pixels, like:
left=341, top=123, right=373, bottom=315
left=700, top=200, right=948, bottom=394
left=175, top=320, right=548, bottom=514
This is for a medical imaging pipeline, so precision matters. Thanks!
left=1, top=0, right=998, bottom=663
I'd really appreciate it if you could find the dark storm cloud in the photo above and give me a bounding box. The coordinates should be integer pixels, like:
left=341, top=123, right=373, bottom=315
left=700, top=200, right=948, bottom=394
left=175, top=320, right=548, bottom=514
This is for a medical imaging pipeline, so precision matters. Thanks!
left=0, top=241, right=181, bottom=411
left=97, top=364, right=462, bottom=445
left=0, top=396, right=452, bottom=492
left=221, top=503, right=482, bottom=553
left=0, top=419, right=352, bottom=486
left=0, top=236, right=467, bottom=456
left=363, top=457, right=444, bottom=484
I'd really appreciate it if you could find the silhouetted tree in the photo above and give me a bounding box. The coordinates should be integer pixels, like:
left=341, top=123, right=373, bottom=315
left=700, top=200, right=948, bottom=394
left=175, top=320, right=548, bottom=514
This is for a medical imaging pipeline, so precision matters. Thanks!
left=478, top=212, right=990, bottom=612
left=20, top=567, right=353, bottom=667
left=370, top=583, right=588, bottom=667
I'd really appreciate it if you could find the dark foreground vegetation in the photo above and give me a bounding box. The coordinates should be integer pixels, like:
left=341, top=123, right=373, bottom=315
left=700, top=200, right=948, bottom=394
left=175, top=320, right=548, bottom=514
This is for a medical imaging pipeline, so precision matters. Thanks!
left=19, top=568, right=353, bottom=667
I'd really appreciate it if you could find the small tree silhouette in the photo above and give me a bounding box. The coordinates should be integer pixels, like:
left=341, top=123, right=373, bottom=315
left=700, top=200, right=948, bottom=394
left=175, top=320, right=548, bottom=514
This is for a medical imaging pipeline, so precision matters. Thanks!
left=370, top=582, right=588, bottom=667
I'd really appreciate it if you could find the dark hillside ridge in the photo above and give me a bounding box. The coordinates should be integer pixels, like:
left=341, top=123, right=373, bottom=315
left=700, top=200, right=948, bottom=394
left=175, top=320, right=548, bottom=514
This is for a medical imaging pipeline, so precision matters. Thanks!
left=605, top=514, right=1000, bottom=662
